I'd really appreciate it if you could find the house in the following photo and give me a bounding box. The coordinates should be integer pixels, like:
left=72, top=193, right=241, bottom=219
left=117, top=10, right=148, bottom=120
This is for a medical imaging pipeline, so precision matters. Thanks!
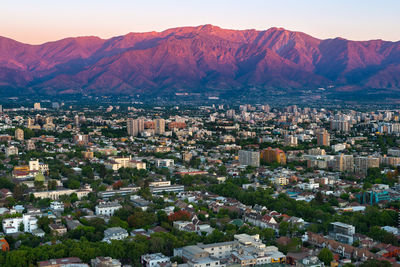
left=49, top=223, right=67, bottom=236
left=103, top=227, right=128, bottom=243
left=32, top=228, right=46, bottom=237
left=131, top=196, right=151, bottom=211
left=50, top=201, right=64, bottom=212
left=65, top=219, right=83, bottom=230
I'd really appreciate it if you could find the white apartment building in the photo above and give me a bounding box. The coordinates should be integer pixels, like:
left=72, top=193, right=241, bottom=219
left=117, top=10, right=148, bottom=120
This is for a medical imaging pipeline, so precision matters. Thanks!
left=2, top=213, right=39, bottom=234
left=155, top=159, right=174, bottom=168
left=50, top=201, right=64, bottom=211
left=29, top=159, right=49, bottom=173
left=141, top=253, right=171, bottom=267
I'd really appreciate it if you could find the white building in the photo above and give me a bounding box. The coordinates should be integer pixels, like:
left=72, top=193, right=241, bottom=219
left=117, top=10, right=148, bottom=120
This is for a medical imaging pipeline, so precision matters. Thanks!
left=141, top=253, right=171, bottom=267
left=102, top=227, right=128, bottom=243
left=5, top=146, right=18, bottom=157
left=238, top=150, right=260, bottom=167
left=29, top=159, right=49, bottom=173
left=50, top=201, right=64, bottom=212
left=155, top=159, right=174, bottom=168
left=95, top=201, right=122, bottom=217
left=2, top=213, right=39, bottom=234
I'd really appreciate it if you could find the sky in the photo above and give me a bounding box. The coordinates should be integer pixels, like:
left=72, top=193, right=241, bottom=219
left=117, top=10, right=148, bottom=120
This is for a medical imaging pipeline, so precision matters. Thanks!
left=1, top=0, right=399, bottom=44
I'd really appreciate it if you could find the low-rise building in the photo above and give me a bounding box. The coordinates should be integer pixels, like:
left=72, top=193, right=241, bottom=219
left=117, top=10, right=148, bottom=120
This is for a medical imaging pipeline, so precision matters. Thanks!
left=95, top=201, right=122, bottom=217
left=102, top=227, right=129, bottom=243
left=141, top=253, right=171, bottom=267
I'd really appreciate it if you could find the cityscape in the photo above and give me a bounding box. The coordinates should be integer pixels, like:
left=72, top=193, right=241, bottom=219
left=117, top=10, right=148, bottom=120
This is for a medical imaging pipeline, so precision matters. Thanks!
left=0, top=100, right=396, bottom=266
left=1, top=0, right=400, bottom=267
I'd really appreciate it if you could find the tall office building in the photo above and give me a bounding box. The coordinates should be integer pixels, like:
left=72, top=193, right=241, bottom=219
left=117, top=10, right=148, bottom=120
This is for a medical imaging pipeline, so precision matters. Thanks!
left=154, top=119, right=165, bottom=135
left=239, top=150, right=260, bottom=167
left=316, top=129, right=330, bottom=147
left=127, top=118, right=145, bottom=137
left=14, top=128, right=24, bottom=141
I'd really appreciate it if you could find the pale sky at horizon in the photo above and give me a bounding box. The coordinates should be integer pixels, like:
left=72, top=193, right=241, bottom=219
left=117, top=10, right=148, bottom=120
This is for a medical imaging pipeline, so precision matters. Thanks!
left=1, top=0, right=399, bottom=44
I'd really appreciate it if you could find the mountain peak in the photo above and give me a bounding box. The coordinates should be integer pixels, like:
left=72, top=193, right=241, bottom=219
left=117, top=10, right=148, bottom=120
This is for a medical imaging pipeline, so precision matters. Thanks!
left=0, top=25, right=399, bottom=96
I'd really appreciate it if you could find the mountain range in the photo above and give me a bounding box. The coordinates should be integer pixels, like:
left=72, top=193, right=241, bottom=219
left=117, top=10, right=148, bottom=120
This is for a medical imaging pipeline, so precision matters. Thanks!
left=1, top=24, right=400, bottom=97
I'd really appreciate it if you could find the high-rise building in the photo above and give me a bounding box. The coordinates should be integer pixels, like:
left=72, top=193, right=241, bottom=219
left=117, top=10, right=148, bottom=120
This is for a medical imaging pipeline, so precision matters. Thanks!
left=27, top=118, right=34, bottom=128
left=239, top=150, right=260, bottom=167
left=26, top=140, right=36, bottom=151
left=354, top=156, right=379, bottom=175
left=284, top=135, right=298, bottom=147
left=33, top=103, right=41, bottom=110
left=316, top=129, right=330, bottom=147
left=0, top=105, right=2, bottom=113
left=127, top=118, right=145, bottom=137
left=330, top=120, right=351, bottom=132
left=308, top=148, right=326, bottom=156
left=154, top=119, right=165, bottom=135
left=74, top=115, right=80, bottom=128
left=334, top=154, right=354, bottom=172
left=260, top=147, right=286, bottom=165
left=226, top=109, right=235, bottom=118
left=14, top=128, right=24, bottom=141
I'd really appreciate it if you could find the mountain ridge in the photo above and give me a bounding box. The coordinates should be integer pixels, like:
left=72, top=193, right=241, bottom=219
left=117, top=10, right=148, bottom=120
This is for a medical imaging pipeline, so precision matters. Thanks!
left=1, top=25, right=400, bottom=97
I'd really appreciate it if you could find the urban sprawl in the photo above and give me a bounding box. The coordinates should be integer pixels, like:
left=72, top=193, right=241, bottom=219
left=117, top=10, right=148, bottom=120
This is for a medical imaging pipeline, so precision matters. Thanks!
left=0, top=102, right=399, bottom=267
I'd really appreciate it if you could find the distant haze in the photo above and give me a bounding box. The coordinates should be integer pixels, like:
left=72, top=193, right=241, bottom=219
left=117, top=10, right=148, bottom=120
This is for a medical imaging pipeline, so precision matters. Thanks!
left=1, top=0, right=399, bottom=44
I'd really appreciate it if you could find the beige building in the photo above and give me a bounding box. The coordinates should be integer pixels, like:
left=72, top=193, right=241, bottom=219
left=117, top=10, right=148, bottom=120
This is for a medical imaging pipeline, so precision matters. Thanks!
left=33, top=187, right=91, bottom=200
left=5, top=146, right=18, bottom=157
left=155, top=118, right=165, bottom=135
left=127, top=118, right=145, bottom=137
left=15, top=128, right=24, bottom=141
left=354, top=156, right=379, bottom=175
left=26, top=140, right=36, bottom=150
left=334, top=154, right=354, bottom=172
left=33, top=102, right=41, bottom=110
left=316, top=129, right=330, bottom=146
left=104, top=156, right=146, bottom=171
left=29, top=159, right=49, bottom=174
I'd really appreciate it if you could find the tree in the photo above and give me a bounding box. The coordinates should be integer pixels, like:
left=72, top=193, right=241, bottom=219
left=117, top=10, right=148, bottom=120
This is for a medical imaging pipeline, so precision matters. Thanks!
left=318, top=248, right=333, bottom=265
left=47, top=180, right=57, bottom=190
left=279, top=221, right=289, bottom=236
